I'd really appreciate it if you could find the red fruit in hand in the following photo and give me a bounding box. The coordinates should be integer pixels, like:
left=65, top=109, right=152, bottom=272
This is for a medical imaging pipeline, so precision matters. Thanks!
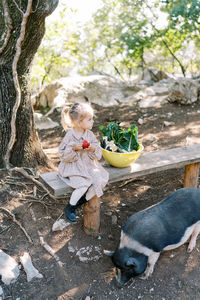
left=82, top=140, right=90, bottom=149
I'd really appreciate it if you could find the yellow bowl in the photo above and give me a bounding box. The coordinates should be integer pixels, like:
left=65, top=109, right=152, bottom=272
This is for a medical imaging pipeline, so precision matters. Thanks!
left=101, top=144, right=144, bottom=168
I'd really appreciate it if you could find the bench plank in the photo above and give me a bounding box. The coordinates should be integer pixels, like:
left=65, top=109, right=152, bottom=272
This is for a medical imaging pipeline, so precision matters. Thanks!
left=107, top=143, right=200, bottom=183
left=39, top=172, right=72, bottom=196
left=39, top=144, right=200, bottom=196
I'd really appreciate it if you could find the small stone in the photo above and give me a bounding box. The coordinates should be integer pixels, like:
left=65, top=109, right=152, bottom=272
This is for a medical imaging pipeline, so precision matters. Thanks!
left=20, top=252, right=43, bottom=282
left=52, top=219, right=70, bottom=231
left=138, top=118, right=143, bottom=125
left=104, top=211, right=112, bottom=216
left=68, top=244, right=76, bottom=253
left=0, top=250, right=20, bottom=285
left=164, top=121, right=174, bottom=126
left=167, top=112, right=173, bottom=117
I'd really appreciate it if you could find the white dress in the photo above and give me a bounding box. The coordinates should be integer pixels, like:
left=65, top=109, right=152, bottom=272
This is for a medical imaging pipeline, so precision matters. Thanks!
left=58, top=128, right=109, bottom=198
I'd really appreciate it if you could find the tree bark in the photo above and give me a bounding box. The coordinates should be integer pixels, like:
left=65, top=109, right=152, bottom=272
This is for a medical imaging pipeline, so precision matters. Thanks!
left=0, top=0, right=59, bottom=168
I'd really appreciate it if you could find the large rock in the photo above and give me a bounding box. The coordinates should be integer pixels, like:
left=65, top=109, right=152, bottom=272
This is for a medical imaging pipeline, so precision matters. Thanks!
left=168, top=79, right=200, bottom=104
left=32, top=73, right=182, bottom=109
left=128, top=80, right=173, bottom=108
left=32, top=75, right=141, bottom=108
left=34, top=112, right=59, bottom=130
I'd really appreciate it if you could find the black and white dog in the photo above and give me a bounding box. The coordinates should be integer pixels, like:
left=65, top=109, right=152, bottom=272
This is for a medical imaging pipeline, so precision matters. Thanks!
left=105, top=187, right=200, bottom=286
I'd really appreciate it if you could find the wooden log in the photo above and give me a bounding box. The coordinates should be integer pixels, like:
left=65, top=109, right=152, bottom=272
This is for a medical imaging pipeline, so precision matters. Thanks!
left=184, top=163, right=200, bottom=188
left=83, top=195, right=100, bottom=235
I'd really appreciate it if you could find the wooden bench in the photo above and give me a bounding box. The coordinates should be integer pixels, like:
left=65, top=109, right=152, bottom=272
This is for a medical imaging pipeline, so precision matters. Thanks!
left=39, top=143, right=200, bottom=235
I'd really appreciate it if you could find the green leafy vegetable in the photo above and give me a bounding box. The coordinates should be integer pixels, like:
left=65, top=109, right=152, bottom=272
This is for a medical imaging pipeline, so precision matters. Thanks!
left=99, top=122, right=139, bottom=152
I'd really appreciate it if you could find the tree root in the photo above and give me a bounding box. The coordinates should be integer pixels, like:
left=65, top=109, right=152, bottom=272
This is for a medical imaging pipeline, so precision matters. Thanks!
left=0, top=207, right=32, bottom=243
left=11, top=167, right=57, bottom=201
left=3, top=180, right=29, bottom=189
left=20, top=198, right=49, bottom=208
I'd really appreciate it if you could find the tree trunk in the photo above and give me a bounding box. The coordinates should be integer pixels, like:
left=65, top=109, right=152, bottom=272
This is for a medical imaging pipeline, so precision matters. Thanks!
left=0, top=0, right=59, bottom=168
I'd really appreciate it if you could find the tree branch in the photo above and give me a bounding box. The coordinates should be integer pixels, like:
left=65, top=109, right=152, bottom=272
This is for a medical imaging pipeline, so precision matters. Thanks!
left=38, top=230, right=63, bottom=267
left=0, top=0, right=13, bottom=55
left=144, top=3, right=186, bottom=77
left=105, top=49, right=125, bottom=81
left=161, top=38, right=186, bottom=77
left=3, top=0, right=33, bottom=169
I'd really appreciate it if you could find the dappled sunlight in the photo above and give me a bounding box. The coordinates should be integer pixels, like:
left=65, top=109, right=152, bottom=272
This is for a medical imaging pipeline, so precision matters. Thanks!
left=167, top=127, right=186, bottom=137
left=141, top=117, right=200, bottom=155
left=57, top=283, right=90, bottom=300
left=183, top=250, right=200, bottom=278
left=149, top=126, right=186, bottom=141
left=130, top=161, right=143, bottom=172
left=100, top=267, right=116, bottom=284
left=135, top=185, right=151, bottom=194
left=50, top=227, right=73, bottom=253
left=43, top=147, right=58, bottom=155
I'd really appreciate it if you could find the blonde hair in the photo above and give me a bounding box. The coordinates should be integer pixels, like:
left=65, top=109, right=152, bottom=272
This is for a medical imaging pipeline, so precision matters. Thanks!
left=61, top=102, right=94, bottom=130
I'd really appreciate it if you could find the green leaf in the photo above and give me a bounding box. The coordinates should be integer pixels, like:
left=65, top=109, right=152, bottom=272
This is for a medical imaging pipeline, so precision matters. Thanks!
left=99, top=122, right=139, bottom=152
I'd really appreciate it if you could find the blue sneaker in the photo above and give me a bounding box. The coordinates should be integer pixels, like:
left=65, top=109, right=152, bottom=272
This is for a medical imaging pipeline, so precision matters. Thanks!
left=64, top=205, right=76, bottom=223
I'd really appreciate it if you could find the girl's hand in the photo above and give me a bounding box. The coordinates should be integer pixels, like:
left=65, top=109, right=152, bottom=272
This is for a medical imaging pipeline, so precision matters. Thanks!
left=73, top=144, right=83, bottom=151
left=85, top=146, right=95, bottom=152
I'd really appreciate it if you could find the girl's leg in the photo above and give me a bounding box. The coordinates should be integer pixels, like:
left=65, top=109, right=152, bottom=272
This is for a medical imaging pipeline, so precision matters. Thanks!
left=85, top=185, right=96, bottom=201
left=69, top=187, right=88, bottom=206
left=65, top=186, right=88, bottom=222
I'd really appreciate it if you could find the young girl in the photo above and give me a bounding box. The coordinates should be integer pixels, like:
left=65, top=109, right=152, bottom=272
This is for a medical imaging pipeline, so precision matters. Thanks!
left=58, top=102, right=109, bottom=222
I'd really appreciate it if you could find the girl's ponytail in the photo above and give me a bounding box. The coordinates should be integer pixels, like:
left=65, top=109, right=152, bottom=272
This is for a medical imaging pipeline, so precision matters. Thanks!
left=61, top=106, right=71, bottom=130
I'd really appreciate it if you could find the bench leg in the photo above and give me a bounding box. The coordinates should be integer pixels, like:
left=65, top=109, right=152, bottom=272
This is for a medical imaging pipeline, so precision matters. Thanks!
left=184, top=163, right=200, bottom=188
left=83, top=195, right=100, bottom=235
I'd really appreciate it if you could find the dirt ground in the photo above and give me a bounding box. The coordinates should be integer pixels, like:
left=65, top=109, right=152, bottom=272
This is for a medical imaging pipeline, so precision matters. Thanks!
left=1, top=99, right=200, bottom=300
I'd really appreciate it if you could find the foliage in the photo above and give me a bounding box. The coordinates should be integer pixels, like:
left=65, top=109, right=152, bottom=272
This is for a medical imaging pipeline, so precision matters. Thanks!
left=78, top=0, right=200, bottom=77
left=31, top=2, right=81, bottom=91
left=99, top=122, right=139, bottom=152
left=164, top=0, right=200, bottom=35
left=31, top=0, right=200, bottom=89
